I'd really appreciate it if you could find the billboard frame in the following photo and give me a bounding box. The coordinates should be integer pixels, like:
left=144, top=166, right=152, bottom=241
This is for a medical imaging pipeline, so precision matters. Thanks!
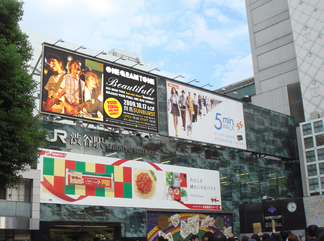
left=39, top=43, right=159, bottom=134
left=165, top=79, right=247, bottom=150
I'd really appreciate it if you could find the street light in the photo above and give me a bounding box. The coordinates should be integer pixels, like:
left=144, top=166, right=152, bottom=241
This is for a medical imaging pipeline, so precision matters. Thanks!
left=53, top=38, right=64, bottom=45
left=95, top=51, right=107, bottom=57
left=75, top=45, right=86, bottom=51
left=148, top=67, right=160, bottom=72
left=172, top=74, right=185, bottom=80
left=131, top=62, right=144, bottom=68
left=187, top=79, right=199, bottom=84
left=113, top=56, right=127, bottom=63
left=201, top=83, right=213, bottom=88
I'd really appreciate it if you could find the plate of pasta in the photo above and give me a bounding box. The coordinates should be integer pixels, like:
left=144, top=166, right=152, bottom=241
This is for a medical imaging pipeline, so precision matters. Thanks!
left=133, top=169, right=165, bottom=200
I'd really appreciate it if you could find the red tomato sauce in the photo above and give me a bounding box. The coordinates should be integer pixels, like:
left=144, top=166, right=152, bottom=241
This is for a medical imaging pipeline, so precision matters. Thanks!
left=136, top=172, right=153, bottom=194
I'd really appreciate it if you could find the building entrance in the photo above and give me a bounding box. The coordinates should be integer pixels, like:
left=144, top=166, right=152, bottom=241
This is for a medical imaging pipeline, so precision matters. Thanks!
left=50, top=225, right=115, bottom=241
left=34, top=221, right=121, bottom=241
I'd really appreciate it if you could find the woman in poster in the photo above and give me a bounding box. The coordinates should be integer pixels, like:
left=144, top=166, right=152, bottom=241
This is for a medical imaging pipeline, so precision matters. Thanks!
left=168, top=87, right=180, bottom=136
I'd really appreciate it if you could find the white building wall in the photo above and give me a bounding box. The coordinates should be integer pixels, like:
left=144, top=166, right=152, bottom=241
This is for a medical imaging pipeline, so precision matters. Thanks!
left=288, top=0, right=324, bottom=121
left=245, top=0, right=300, bottom=115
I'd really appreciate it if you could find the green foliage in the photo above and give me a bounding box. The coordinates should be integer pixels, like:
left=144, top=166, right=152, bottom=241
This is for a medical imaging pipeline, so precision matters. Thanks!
left=0, top=0, right=47, bottom=188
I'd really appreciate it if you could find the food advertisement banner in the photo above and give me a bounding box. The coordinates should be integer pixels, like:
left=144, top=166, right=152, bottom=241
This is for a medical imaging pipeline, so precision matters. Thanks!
left=166, top=81, right=246, bottom=149
left=38, top=149, right=221, bottom=210
left=40, top=44, right=158, bottom=133
left=147, top=211, right=233, bottom=241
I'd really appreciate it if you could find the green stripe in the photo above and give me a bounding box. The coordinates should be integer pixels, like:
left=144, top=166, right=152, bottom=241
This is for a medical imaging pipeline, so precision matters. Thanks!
left=65, top=185, right=75, bottom=195
left=75, top=161, right=85, bottom=172
left=43, top=157, right=54, bottom=175
left=95, top=187, right=105, bottom=197
left=123, top=182, right=132, bottom=198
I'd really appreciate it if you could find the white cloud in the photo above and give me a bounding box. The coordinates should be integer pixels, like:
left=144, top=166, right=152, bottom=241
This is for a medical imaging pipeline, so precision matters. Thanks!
left=204, top=8, right=231, bottom=23
left=20, top=0, right=252, bottom=88
left=166, top=39, right=190, bottom=52
left=179, top=12, right=229, bottom=50
left=203, top=0, right=247, bottom=16
left=180, top=0, right=202, bottom=10
left=212, top=54, right=253, bottom=86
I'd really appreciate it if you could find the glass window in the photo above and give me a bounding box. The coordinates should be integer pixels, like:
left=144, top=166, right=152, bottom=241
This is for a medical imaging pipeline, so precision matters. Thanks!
left=311, top=192, right=320, bottom=196
left=306, top=150, right=316, bottom=163
left=319, top=163, right=324, bottom=175
left=321, top=177, right=324, bottom=189
left=303, top=123, right=312, bottom=135
left=314, top=120, right=324, bottom=133
left=309, top=178, right=319, bottom=191
left=318, top=149, right=324, bottom=161
left=316, top=134, right=324, bottom=147
left=304, top=137, right=314, bottom=149
left=308, top=164, right=318, bottom=176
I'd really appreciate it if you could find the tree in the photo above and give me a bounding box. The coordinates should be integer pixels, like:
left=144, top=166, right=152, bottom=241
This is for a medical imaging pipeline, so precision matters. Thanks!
left=0, top=0, right=47, bottom=188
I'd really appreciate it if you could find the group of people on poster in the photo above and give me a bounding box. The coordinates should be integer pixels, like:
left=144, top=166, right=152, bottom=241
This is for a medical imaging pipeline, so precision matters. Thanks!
left=42, top=52, right=104, bottom=119
left=168, top=86, right=220, bottom=137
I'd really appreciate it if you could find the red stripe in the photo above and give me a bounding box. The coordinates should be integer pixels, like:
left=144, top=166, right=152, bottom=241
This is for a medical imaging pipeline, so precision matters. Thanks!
left=148, top=162, right=162, bottom=171
left=112, top=159, right=162, bottom=171
left=41, top=177, right=86, bottom=202
left=111, top=159, right=129, bottom=166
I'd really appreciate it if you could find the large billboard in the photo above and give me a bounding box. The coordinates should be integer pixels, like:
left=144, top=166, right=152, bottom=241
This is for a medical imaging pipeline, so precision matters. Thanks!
left=40, top=44, right=158, bottom=133
left=166, top=81, right=247, bottom=149
left=38, top=149, right=222, bottom=210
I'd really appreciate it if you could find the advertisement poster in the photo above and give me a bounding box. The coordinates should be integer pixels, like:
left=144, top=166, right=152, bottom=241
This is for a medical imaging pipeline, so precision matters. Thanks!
left=146, top=211, right=233, bottom=241
left=38, top=149, right=221, bottom=210
left=304, top=195, right=324, bottom=227
left=166, top=81, right=246, bottom=149
left=147, top=211, right=233, bottom=241
left=40, top=44, right=158, bottom=133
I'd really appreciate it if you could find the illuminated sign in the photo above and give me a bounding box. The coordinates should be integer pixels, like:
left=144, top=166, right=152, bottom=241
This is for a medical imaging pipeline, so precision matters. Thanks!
left=166, top=81, right=247, bottom=149
left=40, top=44, right=159, bottom=133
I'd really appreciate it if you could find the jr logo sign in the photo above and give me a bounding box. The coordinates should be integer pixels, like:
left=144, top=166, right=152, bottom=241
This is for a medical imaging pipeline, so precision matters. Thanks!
left=45, top=129, right=67, bottom=144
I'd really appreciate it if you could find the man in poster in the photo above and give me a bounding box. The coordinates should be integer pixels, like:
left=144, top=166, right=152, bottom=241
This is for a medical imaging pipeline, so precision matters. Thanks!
left=63, top=60, right=88, bottom=116
left=43, top=53, right=66, bottom=113
left=179, top=90, right=187, bottom=131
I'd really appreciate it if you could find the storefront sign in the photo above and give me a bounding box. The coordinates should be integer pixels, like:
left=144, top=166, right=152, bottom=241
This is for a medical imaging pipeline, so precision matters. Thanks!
left=166, top=81, right=246, bottom=149
left=38, top=149, right=221, bottom=210
left=40, top=44, right=159, bottom=133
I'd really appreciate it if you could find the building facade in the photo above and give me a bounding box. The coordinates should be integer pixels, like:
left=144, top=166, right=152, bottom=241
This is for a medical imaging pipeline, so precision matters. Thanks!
left=0, top=29, right=304, bottom=240
left=300, top=117, right=324, bottom=195
left=245, top=0, right=324, bottom=196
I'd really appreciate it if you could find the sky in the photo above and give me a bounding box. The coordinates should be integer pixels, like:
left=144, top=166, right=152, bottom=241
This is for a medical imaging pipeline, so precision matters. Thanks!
left=19, top=0, right=253, bottom=90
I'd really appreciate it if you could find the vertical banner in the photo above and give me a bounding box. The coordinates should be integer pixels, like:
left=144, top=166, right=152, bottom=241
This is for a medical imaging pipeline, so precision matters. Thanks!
left=166, top=81, right=247, bottom=149
left=40, top=44, right=159, bottom=133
